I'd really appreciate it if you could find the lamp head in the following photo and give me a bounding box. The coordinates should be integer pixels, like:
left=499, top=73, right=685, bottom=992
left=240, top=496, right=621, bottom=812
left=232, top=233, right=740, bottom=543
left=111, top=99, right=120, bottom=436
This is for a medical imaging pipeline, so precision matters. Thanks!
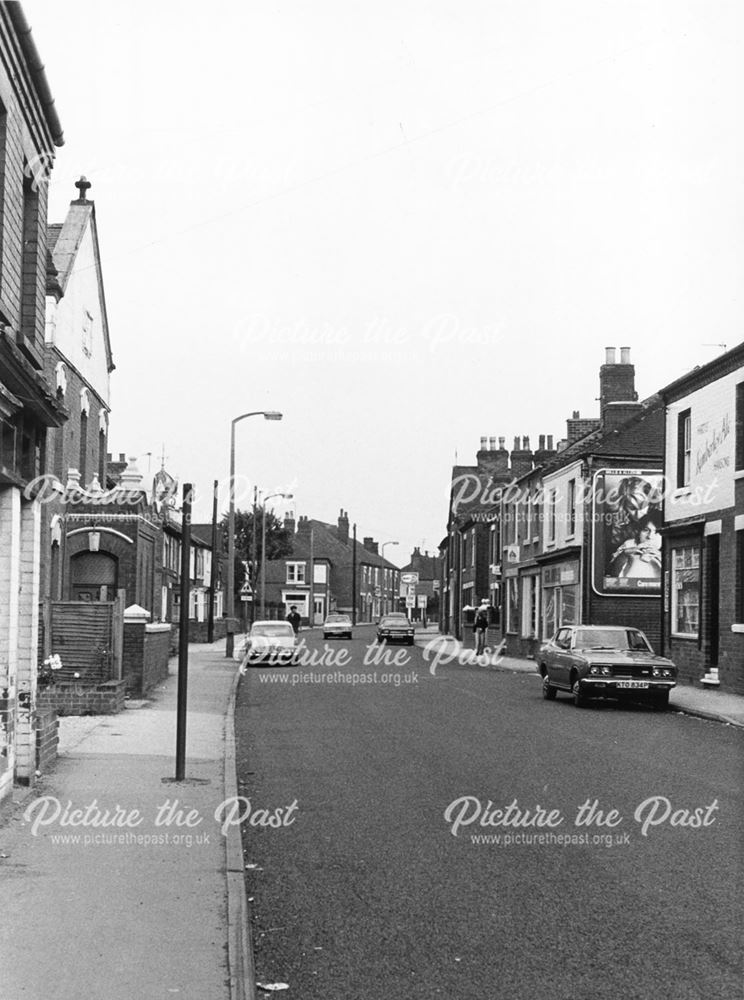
left=263, top=411, right=283, bottom=421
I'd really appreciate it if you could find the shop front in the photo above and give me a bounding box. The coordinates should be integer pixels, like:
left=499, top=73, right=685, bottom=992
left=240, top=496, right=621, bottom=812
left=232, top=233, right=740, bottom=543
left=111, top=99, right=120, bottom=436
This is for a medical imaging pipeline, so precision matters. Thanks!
left=541, top=558, right=581, bottom=639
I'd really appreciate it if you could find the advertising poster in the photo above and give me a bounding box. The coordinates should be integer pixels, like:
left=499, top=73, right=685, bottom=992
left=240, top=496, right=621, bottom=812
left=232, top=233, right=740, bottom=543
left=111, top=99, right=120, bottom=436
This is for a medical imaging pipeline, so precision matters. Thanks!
left=592, top=470, right=663, bottom=596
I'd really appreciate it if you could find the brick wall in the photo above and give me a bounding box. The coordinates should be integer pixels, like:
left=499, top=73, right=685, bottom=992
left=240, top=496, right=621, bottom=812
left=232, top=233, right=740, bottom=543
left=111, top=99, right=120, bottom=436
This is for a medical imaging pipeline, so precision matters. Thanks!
left=35, top=708, right=58, bottom=775
left=38, top=680, right=126, bottom=716
left=122, top=621, right=171, bottom=696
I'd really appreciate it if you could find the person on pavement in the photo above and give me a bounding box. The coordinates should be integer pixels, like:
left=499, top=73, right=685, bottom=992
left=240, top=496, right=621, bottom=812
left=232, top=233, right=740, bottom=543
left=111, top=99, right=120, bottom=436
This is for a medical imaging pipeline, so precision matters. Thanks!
left=474, top=599, right=490, bottom=655
left=287, top=605, right=302, bottom=635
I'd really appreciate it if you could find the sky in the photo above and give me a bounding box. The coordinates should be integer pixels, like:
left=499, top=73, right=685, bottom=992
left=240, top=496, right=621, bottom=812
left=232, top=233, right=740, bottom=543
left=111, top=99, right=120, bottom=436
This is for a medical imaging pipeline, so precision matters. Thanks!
left=29, top=0, right=744, bottom=564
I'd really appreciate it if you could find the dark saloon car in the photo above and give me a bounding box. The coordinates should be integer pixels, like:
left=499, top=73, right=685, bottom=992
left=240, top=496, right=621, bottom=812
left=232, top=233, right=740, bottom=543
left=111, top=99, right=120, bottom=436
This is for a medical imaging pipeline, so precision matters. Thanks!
left=538, top=625, right=677, bottom=709
left=376, top=615, right=415, bottom=646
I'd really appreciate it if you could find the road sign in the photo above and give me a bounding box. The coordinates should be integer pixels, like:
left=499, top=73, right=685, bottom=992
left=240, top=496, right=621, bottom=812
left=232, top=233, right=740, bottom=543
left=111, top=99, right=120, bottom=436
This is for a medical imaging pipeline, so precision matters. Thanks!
left=417, top=595, right=427, bottom=608
left=405, top=595, right=416, bottom=608
left=406, top=584, right=416, bottom=598
left=239, top=594, right=252, bottom=602
left=401, top=572, right=419, bottom=585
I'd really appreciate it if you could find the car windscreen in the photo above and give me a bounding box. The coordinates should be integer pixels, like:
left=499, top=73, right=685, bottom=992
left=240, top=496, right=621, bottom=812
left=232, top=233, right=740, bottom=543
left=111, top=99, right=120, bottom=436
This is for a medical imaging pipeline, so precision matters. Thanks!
left=251, top=625, right=294, bottom=638
left=380, top=618, right=408, bottom=626
left=327, top=616, right=350, bottom=623
left=574, top=628, right=650, bottom=651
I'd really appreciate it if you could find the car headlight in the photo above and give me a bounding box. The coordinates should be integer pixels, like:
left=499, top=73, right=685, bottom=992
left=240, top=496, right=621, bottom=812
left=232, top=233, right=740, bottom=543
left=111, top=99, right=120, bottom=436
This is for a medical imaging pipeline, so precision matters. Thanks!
left=589, top=666, right=600, bottom=675
left=601, top=666, right=611, bottom=676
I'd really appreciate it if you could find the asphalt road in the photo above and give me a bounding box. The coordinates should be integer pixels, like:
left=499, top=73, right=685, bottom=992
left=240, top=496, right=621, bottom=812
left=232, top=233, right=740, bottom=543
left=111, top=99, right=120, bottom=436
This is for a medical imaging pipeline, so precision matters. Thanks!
left=234, top=625, right=744, bottom=1000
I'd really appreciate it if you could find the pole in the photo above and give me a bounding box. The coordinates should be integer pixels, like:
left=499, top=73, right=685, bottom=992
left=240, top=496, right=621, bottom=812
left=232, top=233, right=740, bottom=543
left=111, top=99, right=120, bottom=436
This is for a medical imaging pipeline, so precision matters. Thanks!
left=207, top=479, right=218, bottom=643
left=251, top=486, right=257, bottom=626
left=176, top=483, right=192, bottom=781
left=261, top=502, right=267, bottom=618
left=352, top=523, right=357, bottom=625
left=226, top=421, right=236, bottom=658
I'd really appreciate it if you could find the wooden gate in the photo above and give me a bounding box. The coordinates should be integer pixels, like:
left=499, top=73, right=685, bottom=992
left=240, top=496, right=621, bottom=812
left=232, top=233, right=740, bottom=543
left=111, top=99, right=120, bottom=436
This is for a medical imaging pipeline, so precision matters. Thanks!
left=41, top=591, right=124, bottom=683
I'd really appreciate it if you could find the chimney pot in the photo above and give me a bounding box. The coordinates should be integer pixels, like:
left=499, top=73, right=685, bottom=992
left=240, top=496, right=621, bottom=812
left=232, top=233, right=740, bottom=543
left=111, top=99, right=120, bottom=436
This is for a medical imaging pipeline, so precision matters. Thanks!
left=605, top=347, right=616, bottom=365
left=620, top=346, right=631, bottom=364
left=513, top=436, right=519, bottom=450
left=489, top=436, right=496, bottom=450
left=498, top=436, right=505, bottom=449
left=547, top=435, right=554, bottom=450
left=538, top=435, right=545, bottom=450
left=522, top=436, right=530, bottom=450
left=573, top=410, right=580, bottom=419
left=119, top=453, right=125, bottom=463
left=480, top=436, right=487, bottom=450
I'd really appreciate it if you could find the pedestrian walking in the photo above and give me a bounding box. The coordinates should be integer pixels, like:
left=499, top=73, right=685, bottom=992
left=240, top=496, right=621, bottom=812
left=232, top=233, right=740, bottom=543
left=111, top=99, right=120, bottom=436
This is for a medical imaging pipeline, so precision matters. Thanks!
left=287, top=604, right=302, bottom=635
left=474, top=599, right=490, bottom=655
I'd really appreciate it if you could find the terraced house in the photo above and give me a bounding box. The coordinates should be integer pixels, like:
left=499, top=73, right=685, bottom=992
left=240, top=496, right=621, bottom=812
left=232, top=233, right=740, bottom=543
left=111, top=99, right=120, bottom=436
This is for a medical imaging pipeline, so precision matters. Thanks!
left=0, top=4, right=65, bottom=803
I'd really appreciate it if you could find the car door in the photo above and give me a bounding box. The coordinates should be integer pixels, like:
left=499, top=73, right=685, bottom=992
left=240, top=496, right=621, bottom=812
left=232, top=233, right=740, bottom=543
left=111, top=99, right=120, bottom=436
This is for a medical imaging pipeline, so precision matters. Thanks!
left=551, top=627, right=572, bottom=688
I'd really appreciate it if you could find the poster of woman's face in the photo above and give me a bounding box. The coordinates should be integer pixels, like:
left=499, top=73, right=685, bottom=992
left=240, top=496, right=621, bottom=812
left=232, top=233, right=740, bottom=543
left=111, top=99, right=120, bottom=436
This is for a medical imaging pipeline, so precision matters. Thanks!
left=591, top=471, right=663, bottom=596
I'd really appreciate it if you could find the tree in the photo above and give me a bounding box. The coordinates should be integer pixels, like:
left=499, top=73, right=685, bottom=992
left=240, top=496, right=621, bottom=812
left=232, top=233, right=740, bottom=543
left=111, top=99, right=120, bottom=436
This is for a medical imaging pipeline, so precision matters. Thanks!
left=221, top=506, right=293, bottom=595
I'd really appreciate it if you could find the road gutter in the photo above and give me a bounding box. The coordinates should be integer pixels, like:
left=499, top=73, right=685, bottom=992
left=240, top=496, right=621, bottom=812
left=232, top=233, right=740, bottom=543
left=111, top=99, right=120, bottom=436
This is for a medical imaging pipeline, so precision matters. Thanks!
left=225, top=669, right=256, bottom=1000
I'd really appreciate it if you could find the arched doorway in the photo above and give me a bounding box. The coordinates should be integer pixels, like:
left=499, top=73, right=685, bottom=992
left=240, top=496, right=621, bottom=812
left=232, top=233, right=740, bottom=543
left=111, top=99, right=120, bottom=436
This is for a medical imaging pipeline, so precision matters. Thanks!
left=70, top=551, right=118, bottom=602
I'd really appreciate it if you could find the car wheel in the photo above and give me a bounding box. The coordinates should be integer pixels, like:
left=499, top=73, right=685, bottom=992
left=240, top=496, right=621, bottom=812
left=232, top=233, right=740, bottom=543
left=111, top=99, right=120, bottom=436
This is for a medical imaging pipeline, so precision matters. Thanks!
left=542, top=674, right=557, bottom=701
left=651, top=689, right=670, bottom=711
left=572, top=678, right=588, bottom=708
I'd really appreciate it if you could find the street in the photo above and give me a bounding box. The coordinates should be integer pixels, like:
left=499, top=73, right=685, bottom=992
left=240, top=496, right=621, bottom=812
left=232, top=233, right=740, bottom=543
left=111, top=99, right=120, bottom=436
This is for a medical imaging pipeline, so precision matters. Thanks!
left=234, top=626, right=743, bottom=1000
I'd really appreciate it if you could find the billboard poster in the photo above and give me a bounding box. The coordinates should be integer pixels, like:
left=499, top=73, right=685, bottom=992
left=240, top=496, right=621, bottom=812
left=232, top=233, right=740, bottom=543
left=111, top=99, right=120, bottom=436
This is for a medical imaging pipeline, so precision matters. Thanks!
left=592, top=470, right=663, bottom=597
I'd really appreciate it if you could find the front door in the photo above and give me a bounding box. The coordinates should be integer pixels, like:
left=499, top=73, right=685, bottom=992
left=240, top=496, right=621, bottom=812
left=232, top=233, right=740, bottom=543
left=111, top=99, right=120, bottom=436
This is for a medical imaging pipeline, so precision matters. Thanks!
left=313, top=595, right=325, bottom=625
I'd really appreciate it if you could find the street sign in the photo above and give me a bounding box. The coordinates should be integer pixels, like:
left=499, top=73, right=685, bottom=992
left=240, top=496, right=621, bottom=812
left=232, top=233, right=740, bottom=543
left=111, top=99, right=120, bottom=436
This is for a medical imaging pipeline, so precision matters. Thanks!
left=406, top=584, right=416, bottom=598
left=405, top=595, right=416, bottom=608
left=401, top=572, right=419, bottom=585
left=239, top=594, right=252, bottom=602
left=417, top=595, right=427, bottom=608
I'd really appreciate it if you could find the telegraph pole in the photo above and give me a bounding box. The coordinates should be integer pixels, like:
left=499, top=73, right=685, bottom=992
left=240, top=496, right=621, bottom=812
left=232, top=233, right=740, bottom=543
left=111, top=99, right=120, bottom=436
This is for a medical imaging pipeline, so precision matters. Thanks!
left=175, top=483, right=192, bottom=781
left=351, top=523, right=357, bottom=625
left=207, top=479, right=218, bottom=643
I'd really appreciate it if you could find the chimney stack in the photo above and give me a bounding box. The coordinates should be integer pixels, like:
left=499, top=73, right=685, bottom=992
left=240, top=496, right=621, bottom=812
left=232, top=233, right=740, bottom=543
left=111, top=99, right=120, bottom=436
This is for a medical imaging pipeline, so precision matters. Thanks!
left=477, top=435, right=509, bottom=477
left=510, top=435, right=534, bottom=478
left=363, top=537, right=379, bottom=555
left=534, top=433, right=557, bottom=466
left=600, top=345, right=638, bottom=425
left=284, top=510, right=296, bottom=534
left=337, top=508, right=349, bottom=544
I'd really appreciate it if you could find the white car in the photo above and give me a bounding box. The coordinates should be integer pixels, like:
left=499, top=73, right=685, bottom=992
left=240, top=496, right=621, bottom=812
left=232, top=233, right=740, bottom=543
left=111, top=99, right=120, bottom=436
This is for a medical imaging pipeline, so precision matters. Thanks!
left=323, top=613, right=353, bottom=640
left=238, top=621, right=298, bottom=667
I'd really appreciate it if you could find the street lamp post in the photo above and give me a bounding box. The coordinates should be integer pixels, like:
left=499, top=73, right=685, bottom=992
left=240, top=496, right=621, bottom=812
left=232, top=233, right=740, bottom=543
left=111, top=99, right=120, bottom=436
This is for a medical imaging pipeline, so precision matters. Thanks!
left=381, top=541, right=399, bottom=615
left=226, top=410, right=282, bottom=657
left=261, top=491, right=293, bottom=618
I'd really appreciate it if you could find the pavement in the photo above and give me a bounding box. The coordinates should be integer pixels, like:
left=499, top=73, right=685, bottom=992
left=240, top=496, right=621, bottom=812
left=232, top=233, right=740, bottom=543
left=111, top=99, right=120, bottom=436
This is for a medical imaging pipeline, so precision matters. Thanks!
left=413, top=625, right=744, bottom=728
left=0, top=625, right=742, bottom=1000
left=0, top=638, right=254, bottom=1000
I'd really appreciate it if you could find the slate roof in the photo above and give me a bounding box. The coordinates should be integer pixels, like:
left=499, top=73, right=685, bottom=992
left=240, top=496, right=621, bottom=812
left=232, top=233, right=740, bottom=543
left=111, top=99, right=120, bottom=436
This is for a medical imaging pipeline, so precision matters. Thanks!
left=47, top=199, right=114, bottom=373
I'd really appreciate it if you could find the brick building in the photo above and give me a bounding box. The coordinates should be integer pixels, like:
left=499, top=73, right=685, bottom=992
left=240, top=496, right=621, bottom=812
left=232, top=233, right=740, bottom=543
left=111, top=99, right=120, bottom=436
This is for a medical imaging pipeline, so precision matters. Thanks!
left=659, top=342, right=744, bottom=693
left=502, top=347, right=665, bottom=655
left=400, top=546, right=442, bottom=622
left=262, top=510, right=400, bottom=625
left=0, top=5, right=65, bottom=803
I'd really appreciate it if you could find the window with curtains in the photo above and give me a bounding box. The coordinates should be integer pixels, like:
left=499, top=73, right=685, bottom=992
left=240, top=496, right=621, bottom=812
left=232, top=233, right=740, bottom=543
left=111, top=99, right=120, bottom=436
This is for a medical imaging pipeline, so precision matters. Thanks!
left=671, top=544, right=700, bottom=636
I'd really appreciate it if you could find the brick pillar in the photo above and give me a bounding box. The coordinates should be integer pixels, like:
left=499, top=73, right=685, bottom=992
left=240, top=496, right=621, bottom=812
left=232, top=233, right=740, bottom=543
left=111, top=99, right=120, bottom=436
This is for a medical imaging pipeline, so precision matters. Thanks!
left=15, top=498, right=41, bottom=783
left=0, top=488, right=21, bottom=803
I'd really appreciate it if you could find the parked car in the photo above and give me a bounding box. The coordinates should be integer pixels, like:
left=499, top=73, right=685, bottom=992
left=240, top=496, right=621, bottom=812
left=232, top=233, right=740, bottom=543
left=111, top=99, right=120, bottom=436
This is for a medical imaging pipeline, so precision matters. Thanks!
left=323, top=613, right=353, bottom=640
left=376, top=615, right=415, bottom=645
left=538, top=625, right=677, bottom=709
left=239, top=621, right=298, bottom=666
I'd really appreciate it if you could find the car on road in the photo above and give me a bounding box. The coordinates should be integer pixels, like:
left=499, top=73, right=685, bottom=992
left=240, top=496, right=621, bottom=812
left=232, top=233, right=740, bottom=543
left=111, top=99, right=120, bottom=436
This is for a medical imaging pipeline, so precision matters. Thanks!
left=538, top=624, right=677, bottom=709
left=323, top=613, right=353, bottom=640
left=376, top=615, right=415, bottom=645
left=239, top=620, right=298, bottom=666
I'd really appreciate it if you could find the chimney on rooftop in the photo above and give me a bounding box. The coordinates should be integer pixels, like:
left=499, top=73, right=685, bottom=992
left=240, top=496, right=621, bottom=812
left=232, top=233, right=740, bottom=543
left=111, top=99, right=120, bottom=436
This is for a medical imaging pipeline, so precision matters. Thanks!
left=477, top=435, right=510, bottom=478
left=599, top=345, right=639, bottom=426
left=363, top=537, right=379, bottom=555
left=284, top=510, right=296, bottom=534
left=510, top=435, right=534, bottom=478
left=337, top=508, right=349, bottom=544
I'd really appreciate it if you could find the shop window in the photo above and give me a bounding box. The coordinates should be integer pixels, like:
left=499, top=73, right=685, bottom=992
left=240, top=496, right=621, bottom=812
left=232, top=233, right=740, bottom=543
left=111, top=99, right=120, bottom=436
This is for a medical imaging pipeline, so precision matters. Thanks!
left=736, top=530, right=744, bottom=623
left=677, top=410, right=691, bottom=487
left=671, top=545, right=700, bottom=636
left=521, top=575, right=539, bottom=638
left=736, top=383, right=744, bottom=471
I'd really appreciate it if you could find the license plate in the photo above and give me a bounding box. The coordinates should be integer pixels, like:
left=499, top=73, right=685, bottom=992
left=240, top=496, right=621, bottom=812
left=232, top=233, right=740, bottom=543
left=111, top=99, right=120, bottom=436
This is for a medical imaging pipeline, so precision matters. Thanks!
left=616, top=680, right=649, bottom=689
